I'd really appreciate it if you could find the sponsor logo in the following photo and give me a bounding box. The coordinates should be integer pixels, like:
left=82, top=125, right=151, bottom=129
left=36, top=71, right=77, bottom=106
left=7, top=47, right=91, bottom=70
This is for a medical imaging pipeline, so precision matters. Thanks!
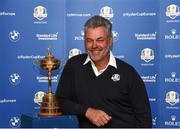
left=68, top=48, right=81, bottom=59
left=74, top=30, right=84, bottom=41
left=17, top=55, right=45, bottom=60
left=141, top=74, right=157, bottom=83
left=165, top=29, right=180, bottom=40
left=36, top=32, right=58, bottom=40
left=9, top=116, right=20, bottom=128
left=100, top=6, right=114, bottom=20
left=9, top=30, right=20, bottom=42
left=152, top=117, right=157, bottom=126
left=74, top=30, right=119, bottom=42
left=149, top=98, right=156, bottom=102
left=9, top=73, right=21, bottom=85
left=36, top=75, right=58, bottom=83
left=135, top=32, right=157, bottom=40
left=165, top=115, right=180, bottom=126
left=115, top=55, right=125, bottom=59
left=33, top=6, right=47, bottom=24
left=165, top=91, right=179, bottom=107
left=111, top=74, right=120, bottom=82
left=0, top=11, right=15, bottom=16
left=67, top=13, right=91, bottom=17
left=34, top=91, right=45, bottom=106
left=165, top=54, right=180, bottom=59
left=165, top=72, right=180, bottom=83
left=0, top=99, right=16, bottom=104
left=123, top=12, right=156, bottom=17
left=112, top=30, right=119, bottom=42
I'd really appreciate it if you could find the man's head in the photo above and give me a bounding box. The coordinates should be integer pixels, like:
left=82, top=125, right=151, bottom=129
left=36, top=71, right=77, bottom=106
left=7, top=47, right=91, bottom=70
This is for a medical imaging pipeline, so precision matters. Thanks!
left=84, top=15, right=113, bottom=65
left=84, top=15, right=112, bottom=37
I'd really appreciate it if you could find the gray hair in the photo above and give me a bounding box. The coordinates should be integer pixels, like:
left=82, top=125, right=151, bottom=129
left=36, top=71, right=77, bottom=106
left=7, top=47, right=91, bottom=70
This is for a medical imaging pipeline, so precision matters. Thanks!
left=84, top=15, right=112, bottom=37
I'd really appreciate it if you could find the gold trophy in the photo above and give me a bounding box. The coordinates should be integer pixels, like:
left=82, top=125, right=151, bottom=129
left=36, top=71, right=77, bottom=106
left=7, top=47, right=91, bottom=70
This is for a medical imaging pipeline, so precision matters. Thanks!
left=38, top=48, right=62, bottom=116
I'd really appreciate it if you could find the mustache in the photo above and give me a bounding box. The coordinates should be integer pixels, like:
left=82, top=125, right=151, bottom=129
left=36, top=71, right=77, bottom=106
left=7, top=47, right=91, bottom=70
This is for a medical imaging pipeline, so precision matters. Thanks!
left=88, top=48, right=101, bottom=51
left=86, top=50, right=100, bottom=54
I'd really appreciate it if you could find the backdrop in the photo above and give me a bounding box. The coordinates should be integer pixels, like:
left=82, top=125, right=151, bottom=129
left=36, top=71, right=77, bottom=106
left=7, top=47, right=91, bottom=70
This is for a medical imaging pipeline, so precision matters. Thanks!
left=0, top=0, right=180, bottom=128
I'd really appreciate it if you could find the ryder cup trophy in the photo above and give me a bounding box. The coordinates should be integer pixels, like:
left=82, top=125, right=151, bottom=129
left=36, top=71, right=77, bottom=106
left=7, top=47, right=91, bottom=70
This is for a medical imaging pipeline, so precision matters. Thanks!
left=38, top=48, right=62, bottom=116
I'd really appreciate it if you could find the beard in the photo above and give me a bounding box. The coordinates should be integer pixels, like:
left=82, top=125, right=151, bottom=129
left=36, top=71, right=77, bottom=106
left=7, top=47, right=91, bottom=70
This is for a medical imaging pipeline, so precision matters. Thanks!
left=87, top=48, right=110, bottom=63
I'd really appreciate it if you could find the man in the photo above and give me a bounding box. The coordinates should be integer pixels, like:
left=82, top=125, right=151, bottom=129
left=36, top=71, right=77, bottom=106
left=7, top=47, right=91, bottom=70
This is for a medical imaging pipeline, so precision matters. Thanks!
left=56, top=15, right=152, bottom=128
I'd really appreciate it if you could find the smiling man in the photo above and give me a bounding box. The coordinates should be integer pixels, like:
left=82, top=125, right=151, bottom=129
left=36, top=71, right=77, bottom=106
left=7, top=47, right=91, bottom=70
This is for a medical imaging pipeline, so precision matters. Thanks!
left=56, top=15, right=152, bottom=128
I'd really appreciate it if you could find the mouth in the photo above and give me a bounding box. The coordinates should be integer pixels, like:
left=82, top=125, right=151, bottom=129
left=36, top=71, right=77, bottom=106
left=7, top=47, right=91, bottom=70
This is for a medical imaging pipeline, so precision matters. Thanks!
left=90, top=50, right=101, bottom=55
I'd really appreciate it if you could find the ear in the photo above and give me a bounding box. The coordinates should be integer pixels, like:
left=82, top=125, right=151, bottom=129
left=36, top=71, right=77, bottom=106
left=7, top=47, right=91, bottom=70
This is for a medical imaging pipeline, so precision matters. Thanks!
left=109, top=36, right=113, bottom=46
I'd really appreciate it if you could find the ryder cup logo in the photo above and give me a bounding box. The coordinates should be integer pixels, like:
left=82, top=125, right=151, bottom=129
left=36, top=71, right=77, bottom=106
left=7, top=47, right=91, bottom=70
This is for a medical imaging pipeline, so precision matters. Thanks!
left=34, top=91, right=45, bottom=105
left=165, top=91, right=179, bottom=106
left=166, top=4, right=180, bottom=19
left=9, top=116, right=20, bottom=128
left=100, top=6, right=114, bottom=20
left=69, top=48, right=81, bottom=59
left=9, top=30, right=20, bottom=42
left=9, top=73, right=21, bottom=85
left=141, top=48, right=154, bottom=63
left=111, top=74, right=120, bottom=82
left=33, top=6, right=47, bottom=20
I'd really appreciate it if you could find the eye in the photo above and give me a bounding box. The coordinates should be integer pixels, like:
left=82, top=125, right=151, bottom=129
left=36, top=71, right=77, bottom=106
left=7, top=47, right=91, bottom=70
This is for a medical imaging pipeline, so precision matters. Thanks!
left=86, top=39, right=93, bottom=44
left=96, top=38, right=105, bottom=43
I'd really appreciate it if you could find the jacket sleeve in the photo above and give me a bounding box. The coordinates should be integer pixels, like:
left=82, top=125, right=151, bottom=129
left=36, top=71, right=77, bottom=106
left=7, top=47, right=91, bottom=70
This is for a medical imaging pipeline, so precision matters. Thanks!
left=55, top=59, right=88, bottom=116
left=128, top=67, right=152, bottom=128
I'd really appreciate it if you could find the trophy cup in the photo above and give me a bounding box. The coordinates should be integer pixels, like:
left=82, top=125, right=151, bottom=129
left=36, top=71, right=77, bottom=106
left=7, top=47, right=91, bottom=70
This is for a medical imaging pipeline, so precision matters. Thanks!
left=38, top=48, right=62, bottom=116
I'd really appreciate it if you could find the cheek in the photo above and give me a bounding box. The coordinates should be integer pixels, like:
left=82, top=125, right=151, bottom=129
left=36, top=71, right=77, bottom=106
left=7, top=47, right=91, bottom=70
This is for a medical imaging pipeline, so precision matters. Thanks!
left=101, top=43, right=110, bottom=50
left=106, top=41, right=112, bottom=49
left=85, top=43, right=91, bottom=50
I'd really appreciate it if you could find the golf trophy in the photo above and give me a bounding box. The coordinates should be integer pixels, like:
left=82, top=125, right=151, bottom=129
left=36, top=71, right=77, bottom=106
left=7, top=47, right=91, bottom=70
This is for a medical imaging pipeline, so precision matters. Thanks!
left=38, top=47, right=62, bottom=116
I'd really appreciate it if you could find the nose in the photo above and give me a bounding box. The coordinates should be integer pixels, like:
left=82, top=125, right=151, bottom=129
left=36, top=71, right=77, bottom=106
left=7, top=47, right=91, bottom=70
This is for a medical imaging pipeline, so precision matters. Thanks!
left=92, top=41, right=97, bottom=48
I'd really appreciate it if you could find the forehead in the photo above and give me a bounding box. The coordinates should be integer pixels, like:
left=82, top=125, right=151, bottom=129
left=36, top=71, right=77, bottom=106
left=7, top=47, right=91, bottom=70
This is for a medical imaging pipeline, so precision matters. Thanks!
left=85, top=26, right=108, bottom=38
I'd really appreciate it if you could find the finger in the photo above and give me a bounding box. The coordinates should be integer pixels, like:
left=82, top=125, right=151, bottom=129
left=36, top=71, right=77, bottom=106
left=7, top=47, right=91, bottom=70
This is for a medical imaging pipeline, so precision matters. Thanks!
left=103, top=114, right=110, bottom=121
left=97, top=118, right=105, bottom=127
left=94, top=115, right=106, bottom=127
left=94, top=121, right=101, bottom=127
left=108, top=115, right=112, bottom=120
left=101, top=112, right=112, bottom=121
left=94, top=123, right=100, bottom=127
left=101, top=116, right=109, bottom=124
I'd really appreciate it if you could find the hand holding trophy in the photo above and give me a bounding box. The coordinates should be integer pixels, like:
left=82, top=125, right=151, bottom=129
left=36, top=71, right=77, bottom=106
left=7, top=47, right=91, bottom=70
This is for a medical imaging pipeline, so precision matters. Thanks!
left=38, top=47, right=62, bottom=116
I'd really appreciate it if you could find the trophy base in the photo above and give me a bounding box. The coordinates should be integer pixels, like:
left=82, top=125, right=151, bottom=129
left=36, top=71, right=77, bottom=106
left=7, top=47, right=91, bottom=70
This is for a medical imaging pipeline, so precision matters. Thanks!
left=38, top=112, right=62, bottom=116
left=38, top=92, right=62, bottom=116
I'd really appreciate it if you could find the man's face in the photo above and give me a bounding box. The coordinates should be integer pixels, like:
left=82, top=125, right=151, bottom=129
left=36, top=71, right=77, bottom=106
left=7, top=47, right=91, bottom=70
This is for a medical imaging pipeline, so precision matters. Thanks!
left=85, top=26, right=113, bottom=63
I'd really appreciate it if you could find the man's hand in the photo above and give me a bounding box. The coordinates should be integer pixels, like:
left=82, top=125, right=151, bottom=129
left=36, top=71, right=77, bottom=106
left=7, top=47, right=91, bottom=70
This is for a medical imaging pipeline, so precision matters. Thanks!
left=85, top=107, right=112, bottom=127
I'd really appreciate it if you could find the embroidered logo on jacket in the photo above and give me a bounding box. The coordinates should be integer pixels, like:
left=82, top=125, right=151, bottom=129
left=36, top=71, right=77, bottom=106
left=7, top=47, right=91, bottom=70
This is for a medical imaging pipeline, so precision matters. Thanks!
left=111, top=74, right=120, bottom=82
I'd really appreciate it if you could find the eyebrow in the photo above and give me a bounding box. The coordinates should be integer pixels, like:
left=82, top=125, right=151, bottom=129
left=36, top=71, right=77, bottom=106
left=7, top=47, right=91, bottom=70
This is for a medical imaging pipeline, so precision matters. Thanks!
left=86, top=36, right=106, bottom=40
